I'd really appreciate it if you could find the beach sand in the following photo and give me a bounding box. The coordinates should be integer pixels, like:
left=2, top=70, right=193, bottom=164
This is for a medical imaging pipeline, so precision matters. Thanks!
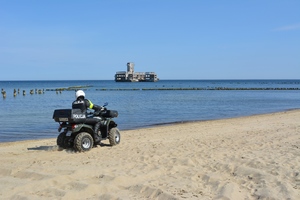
left=0, top=110, right=299, bottom=200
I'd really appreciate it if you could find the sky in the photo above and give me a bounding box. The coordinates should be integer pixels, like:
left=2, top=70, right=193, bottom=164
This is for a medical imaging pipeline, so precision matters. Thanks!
left=0, top=0, right=299, bottom=80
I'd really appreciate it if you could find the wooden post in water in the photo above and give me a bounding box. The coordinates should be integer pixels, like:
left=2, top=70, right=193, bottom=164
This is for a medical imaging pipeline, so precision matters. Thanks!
left=2, top=89, right=6, bottom=98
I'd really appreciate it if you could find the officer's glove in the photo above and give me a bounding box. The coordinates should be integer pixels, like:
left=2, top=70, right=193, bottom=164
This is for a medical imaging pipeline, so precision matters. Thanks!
left=100, top=106, right=106, bottom=111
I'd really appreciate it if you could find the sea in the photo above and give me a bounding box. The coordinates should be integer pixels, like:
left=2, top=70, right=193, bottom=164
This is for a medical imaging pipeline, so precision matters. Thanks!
left=1, top=79, right=300, bottom=143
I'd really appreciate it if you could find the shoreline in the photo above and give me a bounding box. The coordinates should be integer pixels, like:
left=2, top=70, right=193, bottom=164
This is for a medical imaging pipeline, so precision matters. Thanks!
left=0, top=109, right=300, bottom=199
left=1, top=108, right=299, bottom=144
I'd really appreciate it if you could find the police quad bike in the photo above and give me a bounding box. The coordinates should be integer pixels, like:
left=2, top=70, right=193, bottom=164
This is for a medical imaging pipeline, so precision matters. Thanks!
left=53, top=103, right=120, bottom=152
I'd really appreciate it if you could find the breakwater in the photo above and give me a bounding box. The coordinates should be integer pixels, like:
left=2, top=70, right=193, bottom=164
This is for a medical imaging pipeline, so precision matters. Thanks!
left=96, top=87, right=300, bottom=91
left=2, top=88, right=45, bottom=98
left=46, top=85, right=92, bottom=91
left=1, top=85, right=92, bottom=98
left=2, top=86, right=300, bottom=98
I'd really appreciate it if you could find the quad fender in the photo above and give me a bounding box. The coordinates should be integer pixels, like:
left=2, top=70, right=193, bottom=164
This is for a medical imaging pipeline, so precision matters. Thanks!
left=72, top=123, right=94, bottom=135
left=100, top=119, right=118, bottom=138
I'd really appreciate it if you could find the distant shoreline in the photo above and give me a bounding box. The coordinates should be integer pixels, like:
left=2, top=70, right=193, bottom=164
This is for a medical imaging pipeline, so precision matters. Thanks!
left=121, top=108, right=300, bottom=130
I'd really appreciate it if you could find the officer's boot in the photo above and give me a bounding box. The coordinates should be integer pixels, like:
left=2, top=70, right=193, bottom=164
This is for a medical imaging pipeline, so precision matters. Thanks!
left=94, top=122, right=101, bottom=144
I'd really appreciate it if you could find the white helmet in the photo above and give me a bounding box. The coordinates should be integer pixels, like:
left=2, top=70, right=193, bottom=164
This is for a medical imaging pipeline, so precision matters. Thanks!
left=75, top=90, right=85, bottom=99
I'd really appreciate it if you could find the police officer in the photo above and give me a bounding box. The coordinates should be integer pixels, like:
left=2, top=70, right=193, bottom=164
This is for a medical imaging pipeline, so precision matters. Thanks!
left=72, top=90, right=103, bottom=144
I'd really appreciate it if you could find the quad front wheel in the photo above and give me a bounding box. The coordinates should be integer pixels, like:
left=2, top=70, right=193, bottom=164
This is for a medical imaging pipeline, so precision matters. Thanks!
left=74, top=132, right=94, bottom=152
left=109, top=127, right=121, bottom=146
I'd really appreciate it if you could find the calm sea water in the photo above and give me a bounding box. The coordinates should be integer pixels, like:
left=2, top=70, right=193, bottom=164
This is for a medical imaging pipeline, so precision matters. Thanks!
left=1, top=80, right=300, bottom=142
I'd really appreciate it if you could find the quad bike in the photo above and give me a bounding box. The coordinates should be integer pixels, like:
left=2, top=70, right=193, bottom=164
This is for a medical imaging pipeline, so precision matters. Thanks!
left=53, top=103, right=120, bottom=152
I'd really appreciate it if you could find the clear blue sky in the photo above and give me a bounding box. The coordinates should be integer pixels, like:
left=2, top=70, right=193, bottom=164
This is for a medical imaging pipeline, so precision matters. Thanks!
left=1, top=0, right=299, bottom=80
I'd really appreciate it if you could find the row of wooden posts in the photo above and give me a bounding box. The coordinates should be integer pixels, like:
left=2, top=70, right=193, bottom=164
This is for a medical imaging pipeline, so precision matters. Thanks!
left=3, top=86, right=299, bottom=98
left=1, top=88, right=46, bottom=98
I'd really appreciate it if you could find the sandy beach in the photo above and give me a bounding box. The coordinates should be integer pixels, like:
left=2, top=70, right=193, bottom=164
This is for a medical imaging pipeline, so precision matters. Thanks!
left=0, top=110, right=299, bottom=200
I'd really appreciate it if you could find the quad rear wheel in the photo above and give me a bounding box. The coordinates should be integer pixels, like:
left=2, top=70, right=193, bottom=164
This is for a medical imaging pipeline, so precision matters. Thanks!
left=57, top=132, right=73, bottom=149
left=57, top=132, right=65, bottom=147
left=109, top=127, right=121, bottom=146
left=74, top=132, right=94, bottom=152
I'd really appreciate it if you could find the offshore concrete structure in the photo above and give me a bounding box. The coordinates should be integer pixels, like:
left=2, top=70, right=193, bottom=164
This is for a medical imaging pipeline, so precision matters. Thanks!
left=115, top=62, right=159, bottom=82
